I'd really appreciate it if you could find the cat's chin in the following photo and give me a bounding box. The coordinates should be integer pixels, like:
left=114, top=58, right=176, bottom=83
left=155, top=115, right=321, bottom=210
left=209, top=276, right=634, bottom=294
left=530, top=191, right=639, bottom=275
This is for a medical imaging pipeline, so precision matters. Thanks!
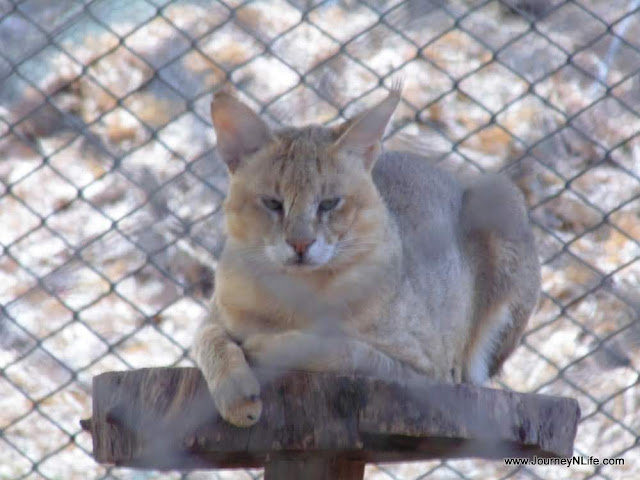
left=282, top=261, right=327, bottom=274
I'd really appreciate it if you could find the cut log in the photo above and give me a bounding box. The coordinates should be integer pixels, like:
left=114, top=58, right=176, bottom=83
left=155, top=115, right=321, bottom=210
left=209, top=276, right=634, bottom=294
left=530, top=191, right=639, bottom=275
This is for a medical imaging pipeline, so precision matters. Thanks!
left=84, top=368, right=580, bottom=478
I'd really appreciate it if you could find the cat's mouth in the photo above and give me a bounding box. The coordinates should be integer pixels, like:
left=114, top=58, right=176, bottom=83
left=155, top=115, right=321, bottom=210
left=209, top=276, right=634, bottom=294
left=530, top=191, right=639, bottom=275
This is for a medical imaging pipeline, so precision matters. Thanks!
left=283, top=254, right=323, bottom=271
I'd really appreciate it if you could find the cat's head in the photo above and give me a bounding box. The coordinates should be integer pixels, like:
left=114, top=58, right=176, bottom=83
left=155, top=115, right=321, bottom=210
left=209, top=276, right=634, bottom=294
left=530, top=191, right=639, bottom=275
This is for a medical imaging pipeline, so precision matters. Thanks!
left=210, top=87, right=400, bottom=273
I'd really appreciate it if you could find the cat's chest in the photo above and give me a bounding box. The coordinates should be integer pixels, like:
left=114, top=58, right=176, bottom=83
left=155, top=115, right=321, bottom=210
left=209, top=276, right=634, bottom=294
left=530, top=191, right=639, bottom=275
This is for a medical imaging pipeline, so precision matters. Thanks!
left=215, top=266, right=329, bottom=338
left=214, top=263, right=391, bottom=340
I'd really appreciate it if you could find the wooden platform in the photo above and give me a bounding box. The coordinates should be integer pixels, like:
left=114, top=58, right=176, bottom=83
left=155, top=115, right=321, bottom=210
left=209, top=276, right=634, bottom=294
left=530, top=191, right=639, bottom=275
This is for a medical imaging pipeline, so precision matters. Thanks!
left=82, top=368, right=580, bottom=479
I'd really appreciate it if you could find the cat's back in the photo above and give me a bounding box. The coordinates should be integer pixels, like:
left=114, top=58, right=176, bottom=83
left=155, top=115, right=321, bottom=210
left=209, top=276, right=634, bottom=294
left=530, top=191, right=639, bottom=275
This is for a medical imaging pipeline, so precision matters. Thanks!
left=373, top=150, right=471, bottom=311
left=373, top=150, right=464, bottom=234
left=372, top=150, right=475, bottom=369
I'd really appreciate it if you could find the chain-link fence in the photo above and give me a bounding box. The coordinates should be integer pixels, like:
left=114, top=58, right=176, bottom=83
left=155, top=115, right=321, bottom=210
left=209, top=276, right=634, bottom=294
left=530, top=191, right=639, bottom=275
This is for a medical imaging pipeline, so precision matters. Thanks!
left=1, top=0, right=639, bottom=478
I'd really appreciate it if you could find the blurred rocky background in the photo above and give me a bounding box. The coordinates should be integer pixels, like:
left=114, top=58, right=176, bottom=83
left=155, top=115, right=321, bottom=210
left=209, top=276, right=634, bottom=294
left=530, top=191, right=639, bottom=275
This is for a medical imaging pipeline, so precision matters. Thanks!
left=1, top=0, right=639, bottom=478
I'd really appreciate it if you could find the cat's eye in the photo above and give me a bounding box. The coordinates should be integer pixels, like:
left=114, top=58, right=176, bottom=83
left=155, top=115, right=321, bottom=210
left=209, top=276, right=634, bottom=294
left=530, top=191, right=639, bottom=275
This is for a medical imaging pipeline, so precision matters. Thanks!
left=262, top=197, right=283, bottom=213
left=318, top=197, right=341, bottom=214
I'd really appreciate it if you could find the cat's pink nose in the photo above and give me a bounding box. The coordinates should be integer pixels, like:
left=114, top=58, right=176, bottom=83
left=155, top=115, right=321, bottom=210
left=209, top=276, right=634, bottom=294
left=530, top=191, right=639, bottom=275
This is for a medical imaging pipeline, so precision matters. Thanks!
left=287, top=237, right=315, bottom=255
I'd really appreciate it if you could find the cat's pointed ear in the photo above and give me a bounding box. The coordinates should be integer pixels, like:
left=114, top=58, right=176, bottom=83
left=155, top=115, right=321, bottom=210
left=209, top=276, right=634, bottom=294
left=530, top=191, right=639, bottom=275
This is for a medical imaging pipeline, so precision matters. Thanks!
left=333, top=85, right=401, bottom=170
left=210, top=92, right=273, bottom=173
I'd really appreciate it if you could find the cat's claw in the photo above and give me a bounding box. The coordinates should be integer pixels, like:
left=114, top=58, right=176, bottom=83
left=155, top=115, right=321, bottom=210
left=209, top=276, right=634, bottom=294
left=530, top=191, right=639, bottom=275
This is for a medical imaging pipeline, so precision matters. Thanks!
left=211, top=365, right=262, bottom=427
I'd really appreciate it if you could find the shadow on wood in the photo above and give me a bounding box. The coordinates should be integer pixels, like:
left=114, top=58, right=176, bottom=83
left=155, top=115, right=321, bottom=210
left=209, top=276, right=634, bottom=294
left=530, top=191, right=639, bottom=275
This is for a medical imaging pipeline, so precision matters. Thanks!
left=82, top=368, right=580, bottom=479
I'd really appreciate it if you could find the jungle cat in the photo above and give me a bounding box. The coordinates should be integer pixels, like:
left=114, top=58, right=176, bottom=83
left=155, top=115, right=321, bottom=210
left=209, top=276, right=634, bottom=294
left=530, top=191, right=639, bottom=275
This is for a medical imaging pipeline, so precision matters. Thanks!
left=193, top=86, right=541, bottom=427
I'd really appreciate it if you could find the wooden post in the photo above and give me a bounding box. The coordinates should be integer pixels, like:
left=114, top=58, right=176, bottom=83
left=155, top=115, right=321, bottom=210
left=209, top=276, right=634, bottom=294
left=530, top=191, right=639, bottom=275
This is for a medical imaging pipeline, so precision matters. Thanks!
left=82, top=368, right=580, bottom=479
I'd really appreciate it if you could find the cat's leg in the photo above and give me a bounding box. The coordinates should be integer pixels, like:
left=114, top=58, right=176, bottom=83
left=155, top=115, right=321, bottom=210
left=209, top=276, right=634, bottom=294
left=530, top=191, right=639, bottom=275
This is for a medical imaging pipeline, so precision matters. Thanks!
left=460, top=175, right=541, bottom=383
left=243, top=330, right=425, bottom=382
left=192, top=316, right=262, bottom=427
left=463, top=303, right=514, bottom=383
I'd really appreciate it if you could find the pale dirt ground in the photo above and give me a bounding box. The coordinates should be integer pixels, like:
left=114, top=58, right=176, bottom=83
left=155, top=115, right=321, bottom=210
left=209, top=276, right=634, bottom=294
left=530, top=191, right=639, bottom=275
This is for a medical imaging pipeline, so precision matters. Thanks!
left=1, top=0, right=639, bottom=479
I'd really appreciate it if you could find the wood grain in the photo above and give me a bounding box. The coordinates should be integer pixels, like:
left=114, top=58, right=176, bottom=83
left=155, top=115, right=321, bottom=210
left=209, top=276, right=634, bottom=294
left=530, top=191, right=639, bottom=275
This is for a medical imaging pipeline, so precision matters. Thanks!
left=86, top=368, right=580, bottom=472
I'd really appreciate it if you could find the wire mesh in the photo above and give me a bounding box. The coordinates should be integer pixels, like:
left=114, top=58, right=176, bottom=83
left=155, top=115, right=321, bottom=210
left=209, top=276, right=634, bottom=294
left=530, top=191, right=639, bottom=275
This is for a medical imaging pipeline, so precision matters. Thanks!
left=1, top=0, right=639, bottom=478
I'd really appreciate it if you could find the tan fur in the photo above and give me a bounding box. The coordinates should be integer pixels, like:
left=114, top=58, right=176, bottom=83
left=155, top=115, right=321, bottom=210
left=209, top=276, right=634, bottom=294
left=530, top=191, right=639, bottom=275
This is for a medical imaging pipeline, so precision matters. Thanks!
left=193, top=89, right=541, bottom=426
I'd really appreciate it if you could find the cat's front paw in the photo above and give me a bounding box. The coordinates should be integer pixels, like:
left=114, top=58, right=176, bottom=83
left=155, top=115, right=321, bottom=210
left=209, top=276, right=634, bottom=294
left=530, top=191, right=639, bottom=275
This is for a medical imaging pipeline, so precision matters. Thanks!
left=211, top=365, right=262, bottom=427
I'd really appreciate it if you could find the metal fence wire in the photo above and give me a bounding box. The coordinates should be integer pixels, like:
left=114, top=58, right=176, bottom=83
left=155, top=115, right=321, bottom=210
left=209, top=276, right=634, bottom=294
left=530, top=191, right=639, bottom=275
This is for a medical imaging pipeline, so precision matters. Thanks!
left=1, top=0, right=640, bottom=478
